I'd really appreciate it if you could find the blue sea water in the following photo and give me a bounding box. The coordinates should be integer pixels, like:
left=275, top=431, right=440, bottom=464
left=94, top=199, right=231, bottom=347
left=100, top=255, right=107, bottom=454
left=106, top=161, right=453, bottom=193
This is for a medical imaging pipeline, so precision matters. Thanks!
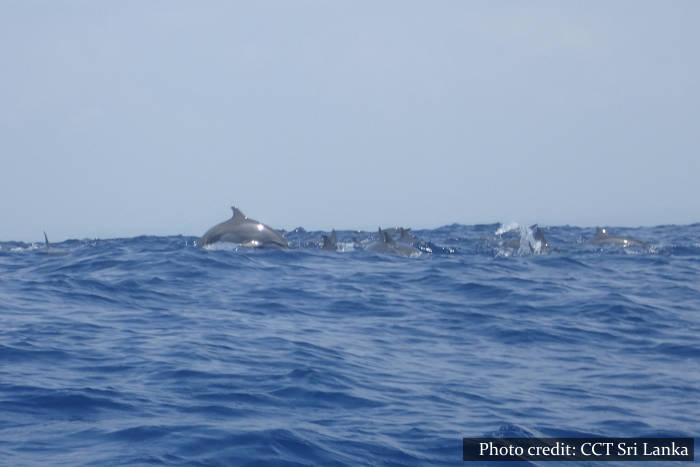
left=1, top=224, right=698, bottom=466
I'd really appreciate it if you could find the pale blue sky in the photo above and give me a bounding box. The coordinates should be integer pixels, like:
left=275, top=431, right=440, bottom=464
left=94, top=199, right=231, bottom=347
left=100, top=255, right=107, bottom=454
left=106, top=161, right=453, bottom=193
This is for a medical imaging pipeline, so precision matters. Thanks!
left=1, top=1, right=698, bottom=241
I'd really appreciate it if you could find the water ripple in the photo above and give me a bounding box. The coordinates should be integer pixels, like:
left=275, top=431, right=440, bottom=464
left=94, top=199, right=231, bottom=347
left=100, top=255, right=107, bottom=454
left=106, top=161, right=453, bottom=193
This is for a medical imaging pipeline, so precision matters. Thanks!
left=1, top=224, right=698, bottom=465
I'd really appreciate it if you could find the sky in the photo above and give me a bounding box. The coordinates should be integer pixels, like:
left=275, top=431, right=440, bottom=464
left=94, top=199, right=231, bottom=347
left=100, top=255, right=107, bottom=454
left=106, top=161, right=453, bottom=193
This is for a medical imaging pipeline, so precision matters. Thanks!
left=1, top=1, right=699, bottom=241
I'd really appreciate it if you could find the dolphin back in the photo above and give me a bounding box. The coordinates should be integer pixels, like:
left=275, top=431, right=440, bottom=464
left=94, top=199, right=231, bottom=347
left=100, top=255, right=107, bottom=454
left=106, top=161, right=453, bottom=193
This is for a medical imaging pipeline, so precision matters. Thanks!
left=588, top=227, right=647, bottom=247
left=366, top=227, right=420, bottom=257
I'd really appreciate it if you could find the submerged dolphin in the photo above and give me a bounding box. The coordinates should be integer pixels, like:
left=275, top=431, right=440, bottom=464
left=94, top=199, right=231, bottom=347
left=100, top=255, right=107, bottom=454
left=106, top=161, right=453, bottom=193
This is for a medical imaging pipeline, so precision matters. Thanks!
left=366, top=228, right=420, bottom=257
left=199, top=207, right=289, bottom=248
left=588, top=227, right=647, bottom=247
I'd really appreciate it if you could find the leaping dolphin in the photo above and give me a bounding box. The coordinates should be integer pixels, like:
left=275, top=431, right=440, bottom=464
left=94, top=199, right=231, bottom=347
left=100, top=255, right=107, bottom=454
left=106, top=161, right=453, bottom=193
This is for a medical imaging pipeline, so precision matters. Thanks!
left=588, top=227, right=647, bottom=247
left=199, top=207, right=289, bottom=249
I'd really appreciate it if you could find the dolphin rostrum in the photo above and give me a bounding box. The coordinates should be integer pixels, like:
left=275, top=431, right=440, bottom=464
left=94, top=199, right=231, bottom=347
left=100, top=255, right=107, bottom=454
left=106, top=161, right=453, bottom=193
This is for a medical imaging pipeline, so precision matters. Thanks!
left=199, top=207, right=289, bottom=249
left=588, top=227, right=647, bottom=247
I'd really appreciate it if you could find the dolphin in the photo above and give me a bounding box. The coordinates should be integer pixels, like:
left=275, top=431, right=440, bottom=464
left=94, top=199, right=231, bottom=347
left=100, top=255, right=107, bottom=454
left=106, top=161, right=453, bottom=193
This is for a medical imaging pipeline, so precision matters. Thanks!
left=39, top=231, right=69, bottom=256
left=199, top=207, right=289, bottom=248
left=378, top=227, right=401, bottom=236
left=366, top=228, right=420, bottom=257
left=321, top=230, right=338, bottom=251
left=378, top=226, right=415, bottom=240
left=375, top=227, right=419, bottom=244
left=588, top=227, right=647, bottom=247
left=500, top=224, right=550, bottom=253
left=531, top=225, right=550, bottom=252
left=398, top=227, right=418, bottom=244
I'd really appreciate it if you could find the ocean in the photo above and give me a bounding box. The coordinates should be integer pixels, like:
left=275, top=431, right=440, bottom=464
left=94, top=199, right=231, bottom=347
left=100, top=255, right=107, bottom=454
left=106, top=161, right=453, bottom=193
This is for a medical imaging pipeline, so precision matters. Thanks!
left=1, top=223, right=698, bottom=466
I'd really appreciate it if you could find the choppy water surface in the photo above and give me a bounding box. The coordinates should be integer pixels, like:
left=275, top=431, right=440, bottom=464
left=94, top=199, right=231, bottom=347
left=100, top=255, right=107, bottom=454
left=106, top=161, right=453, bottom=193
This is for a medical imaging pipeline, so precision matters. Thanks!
left=1, top=224, right=699, bottom=466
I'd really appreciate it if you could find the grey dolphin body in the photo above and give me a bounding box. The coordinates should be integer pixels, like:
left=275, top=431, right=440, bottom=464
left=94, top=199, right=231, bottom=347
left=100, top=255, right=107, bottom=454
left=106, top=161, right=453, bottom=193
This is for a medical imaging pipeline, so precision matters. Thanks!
left=366, top=228, right=420, bottom=257
left=199, top=207, right=289, bottom=248
left=40, top=231, right=69, bottom=256
left=398, top=228, right=418, bottom=244
left=321, top=230, right=338, bottom=251
left=379, top=227, right=417, bottom=244
left=588, top=227, right=647, bottom=247
left=532, top=225, right=550, bottom=252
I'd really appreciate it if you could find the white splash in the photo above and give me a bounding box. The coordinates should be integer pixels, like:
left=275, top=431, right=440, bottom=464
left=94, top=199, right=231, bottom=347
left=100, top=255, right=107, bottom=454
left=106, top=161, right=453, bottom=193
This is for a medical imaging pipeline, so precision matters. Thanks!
left=202, top=242, right=240, bottom=252
left=518, top=225, right=542, bottom=255
left=496, top=223, right=543, bottom=256
left=336, top=241, right=356, bottom=253
left=10, top=243, right=41, bottom=253
left=495, top=222, right=520, bottom=236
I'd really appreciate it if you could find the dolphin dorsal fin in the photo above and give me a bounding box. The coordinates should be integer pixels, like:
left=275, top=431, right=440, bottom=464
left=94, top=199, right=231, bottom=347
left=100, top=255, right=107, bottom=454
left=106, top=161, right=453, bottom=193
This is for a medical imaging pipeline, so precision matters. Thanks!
left=43, top=231, right=50, bottom=250
left=379, top=228, right=395, bottom=244
left=230, top=207, right=247, bottom=221
left=322, top=230, right=337, bottom=250
left=377, top=227, right=386, bottom=243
